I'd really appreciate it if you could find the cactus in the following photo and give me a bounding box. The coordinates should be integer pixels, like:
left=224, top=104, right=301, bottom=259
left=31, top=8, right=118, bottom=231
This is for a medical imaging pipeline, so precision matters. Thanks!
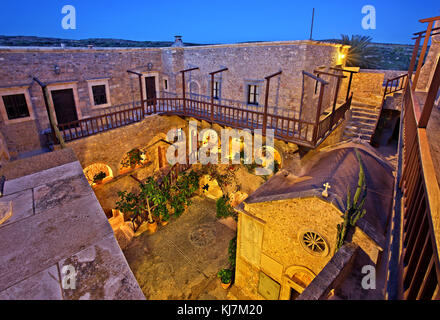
left=335, top=149, right=368, bottom=253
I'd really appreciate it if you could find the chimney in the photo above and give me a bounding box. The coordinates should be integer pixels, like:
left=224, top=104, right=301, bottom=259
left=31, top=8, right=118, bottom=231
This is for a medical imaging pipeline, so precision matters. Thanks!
left=171, top=35, right=184, bottom=47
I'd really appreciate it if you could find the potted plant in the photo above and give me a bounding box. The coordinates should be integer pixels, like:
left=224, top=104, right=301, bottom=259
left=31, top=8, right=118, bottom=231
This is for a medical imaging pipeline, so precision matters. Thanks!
left=122, top=148, right=143, bottom=169
left=217, top=268, right=232, bottom=289
left=93, top=171, right=106, bottom=185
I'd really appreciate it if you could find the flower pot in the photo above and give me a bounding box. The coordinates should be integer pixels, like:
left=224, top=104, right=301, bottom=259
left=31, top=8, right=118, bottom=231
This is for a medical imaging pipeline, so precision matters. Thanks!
left=147, top=220, right=158, bottom=234
left=221, top=282, right=231, bottom=289
left=94, top=179, right=103, bottom=185
left=160, top=220, right=169, bottom=227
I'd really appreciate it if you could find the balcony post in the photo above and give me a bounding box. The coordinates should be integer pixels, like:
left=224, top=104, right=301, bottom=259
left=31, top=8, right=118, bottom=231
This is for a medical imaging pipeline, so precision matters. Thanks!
left=263, top=78, right=270, bottom=137
left=331, top=76, right=342, bottom=127
left=138, top=74, right=145, bottom=117
left=180, top=67, right=200, bottom=115
left=263, top=70, right=282, bottom=137
left=418, top=58, right=440, bottom=128
left=209, top=68, right=228, bottom=123
left=181, top=71, right=186, bottom=114
left=313, top=82, right=326, bottom=144
left=408, top=35, right=422, bottom=81
left=413, top=21, right=434, bottom=90
left=210, top=73, right=214, bottom=122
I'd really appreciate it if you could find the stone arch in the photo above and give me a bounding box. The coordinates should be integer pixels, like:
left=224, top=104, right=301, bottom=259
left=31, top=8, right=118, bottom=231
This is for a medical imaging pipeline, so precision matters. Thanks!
left=255, top=145, right=283, bottom=169
left=83, top=162, right=114, bottom=186
left=280, top=265, right=316, bottom=300
left=118, top=132, right=172, bottom=175
left=188, top=80, right=201, bottom=98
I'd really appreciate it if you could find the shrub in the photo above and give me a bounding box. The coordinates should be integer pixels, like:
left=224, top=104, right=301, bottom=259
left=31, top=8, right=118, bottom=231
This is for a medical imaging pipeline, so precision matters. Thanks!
left=121, top=148, right=143, bottom=168
left=228, top=236, right=237, bottom=269
left=217, top=268, right=232, bottom=284
left=93, top=171, right=106, bottom=183
left=216, top=195, right=237, bottom=220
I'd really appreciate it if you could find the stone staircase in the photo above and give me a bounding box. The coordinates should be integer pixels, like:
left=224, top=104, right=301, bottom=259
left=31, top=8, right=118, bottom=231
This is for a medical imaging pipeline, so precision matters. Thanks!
left=343, top=102, right=381, bottom=142
left=382, top=92, right=403, bottom=111
left=342, top=92, right=403, bottom=143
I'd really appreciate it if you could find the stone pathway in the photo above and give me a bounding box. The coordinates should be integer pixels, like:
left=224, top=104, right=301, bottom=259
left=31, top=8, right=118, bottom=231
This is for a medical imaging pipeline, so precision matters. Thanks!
left=123, top=196, right=236, bottom=300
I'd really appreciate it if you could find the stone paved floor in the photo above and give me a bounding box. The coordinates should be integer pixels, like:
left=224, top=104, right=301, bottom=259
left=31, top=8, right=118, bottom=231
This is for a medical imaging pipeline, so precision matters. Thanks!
left=124, top=196, right=236, bottom=300
left=0, top=158, right=144, bottom=300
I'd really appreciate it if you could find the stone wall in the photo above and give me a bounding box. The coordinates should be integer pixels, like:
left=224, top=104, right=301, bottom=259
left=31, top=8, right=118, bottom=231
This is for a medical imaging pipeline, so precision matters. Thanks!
left=0, top=47, right=163, bottom=156
left=181, top=41, right=345, bottom=113
left=297, top=243, right=358, bottom=300
left=234, top=197, right=381, bottom=300
left=338, top=67, right=384, bottom=107
left=0, top=40, right=346, bottom=157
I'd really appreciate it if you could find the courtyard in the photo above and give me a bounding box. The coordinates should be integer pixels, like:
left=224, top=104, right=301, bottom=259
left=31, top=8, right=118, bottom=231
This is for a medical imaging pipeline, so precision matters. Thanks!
left=124, top=195, right=235, bottom=300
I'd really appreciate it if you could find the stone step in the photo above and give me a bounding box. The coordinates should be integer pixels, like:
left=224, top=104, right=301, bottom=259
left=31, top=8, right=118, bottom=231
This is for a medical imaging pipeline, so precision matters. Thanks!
left=350, top=115, right=377, bottom=124
left=342, top=134, right=371, bottom=143
left=348, top=121, right=376, bottom=130
left=351, top=110, right=379, bottom=119
left=350, top=106, right=379, bottom=115
left=345, top=125, right=375, bottom=135
left=343, top=130, right=357, bottom=138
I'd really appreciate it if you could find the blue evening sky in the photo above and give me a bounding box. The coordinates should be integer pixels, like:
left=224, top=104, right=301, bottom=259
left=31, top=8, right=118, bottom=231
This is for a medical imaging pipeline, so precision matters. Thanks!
left=0, top=0, right=438, bottom=45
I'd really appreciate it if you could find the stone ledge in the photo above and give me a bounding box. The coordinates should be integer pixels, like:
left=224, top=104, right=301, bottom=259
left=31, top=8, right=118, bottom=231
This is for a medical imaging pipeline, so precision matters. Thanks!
left=297, top=243, right=359, bottom=300
left=0, top=148, right=77, bottom=180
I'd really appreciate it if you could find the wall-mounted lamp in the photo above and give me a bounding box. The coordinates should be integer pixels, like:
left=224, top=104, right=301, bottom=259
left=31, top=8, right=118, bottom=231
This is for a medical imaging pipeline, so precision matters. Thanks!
left=147, top=63, right=153, bottom=71
left=337, top=48, right=347, bottom=65
left=54, top=65, right=61, bottom=75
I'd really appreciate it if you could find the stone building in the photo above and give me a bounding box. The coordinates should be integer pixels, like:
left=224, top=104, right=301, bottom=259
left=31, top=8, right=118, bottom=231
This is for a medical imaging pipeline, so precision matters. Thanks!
left=0, top=14, right=439, bottom=300
left=0, top=38, right=349, bottom=158
left=234, top=143, right=394, bottom=299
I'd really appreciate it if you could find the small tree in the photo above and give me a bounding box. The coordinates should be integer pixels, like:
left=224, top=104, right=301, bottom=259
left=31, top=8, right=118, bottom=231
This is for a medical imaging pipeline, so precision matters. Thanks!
left=116, top=190, right=146, bottom=231
left=340, top=34, right=378, bottom=69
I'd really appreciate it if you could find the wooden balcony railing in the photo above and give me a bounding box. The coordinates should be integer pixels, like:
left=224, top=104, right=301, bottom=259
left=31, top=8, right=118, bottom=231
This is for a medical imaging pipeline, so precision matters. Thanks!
left=399, top=79, right=440, bottom=299
left=384, top=73, right=408, bottom=97
left=57, top=94, right=351, bottom=149
left=383, top=16, right=440, bottom=300
left=370, top=73, right=408, bottom=145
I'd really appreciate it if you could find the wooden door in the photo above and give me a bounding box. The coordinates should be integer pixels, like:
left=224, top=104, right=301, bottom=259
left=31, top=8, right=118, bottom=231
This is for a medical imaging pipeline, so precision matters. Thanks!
left=145, top=76, right=156, bottom=106
left=51, top=88, right=78, bottom=124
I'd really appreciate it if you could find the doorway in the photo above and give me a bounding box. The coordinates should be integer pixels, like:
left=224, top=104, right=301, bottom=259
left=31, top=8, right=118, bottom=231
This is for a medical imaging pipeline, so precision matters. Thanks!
left=145, top=76, right=157, bottom=106
left=51, top=88, right=78, bottom=124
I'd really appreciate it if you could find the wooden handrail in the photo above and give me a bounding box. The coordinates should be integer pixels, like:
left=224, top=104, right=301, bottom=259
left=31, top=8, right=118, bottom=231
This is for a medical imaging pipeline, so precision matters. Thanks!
left=397, top=80, right=440, bottom=300
left=57, top=91, right=351, bottom=148
left=313, top=69, right=347, bottom=79
left=420, top=16, right=440, bottom=23
left=302, top=71, right=329, bottom=84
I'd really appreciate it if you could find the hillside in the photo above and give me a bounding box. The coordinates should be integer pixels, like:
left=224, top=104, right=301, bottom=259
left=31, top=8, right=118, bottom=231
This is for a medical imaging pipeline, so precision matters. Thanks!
left=0, top=35, right=202, bottom=48
left=0, top=36, right=420, bottom=70
left=322, top=39, right=422, bottom=71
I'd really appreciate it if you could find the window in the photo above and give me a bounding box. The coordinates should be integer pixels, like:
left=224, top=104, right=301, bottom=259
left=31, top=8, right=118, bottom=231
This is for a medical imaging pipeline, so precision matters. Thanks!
left=87, top=79, right=111, bottom=108
left=2, top=94, right=29, bottom=120
left=247, top=84, right=259, bottom=105
left=164, top=79, right=168, bottom=91
left=213, top=81, right=220, bottom=99
left=299, top=231, right=329, bottom=256
left=91, top=85, right=107, bottom=105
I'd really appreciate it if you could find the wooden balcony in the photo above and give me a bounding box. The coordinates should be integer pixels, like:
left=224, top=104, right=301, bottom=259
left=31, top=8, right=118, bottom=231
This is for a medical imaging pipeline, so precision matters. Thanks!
left=56, top=92, right=351, bottom=149
left=398, top=79, right=440, bottom=299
